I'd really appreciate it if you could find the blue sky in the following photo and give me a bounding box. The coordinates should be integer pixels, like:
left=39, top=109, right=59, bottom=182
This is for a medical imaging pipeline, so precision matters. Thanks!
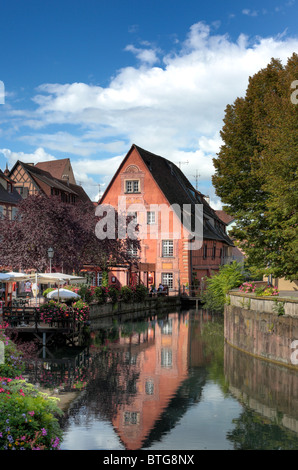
left=0, top=0, right=297, bottom=205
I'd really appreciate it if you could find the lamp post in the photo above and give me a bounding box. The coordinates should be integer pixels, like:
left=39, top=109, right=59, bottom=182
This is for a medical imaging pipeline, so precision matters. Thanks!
left=48, top=247, right=54, bottom=273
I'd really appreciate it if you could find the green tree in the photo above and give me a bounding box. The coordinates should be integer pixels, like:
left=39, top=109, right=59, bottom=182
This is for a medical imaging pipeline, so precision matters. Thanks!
left=201, top=262, right=245, bottom=313
left=213, top=54, right=298, bottom=280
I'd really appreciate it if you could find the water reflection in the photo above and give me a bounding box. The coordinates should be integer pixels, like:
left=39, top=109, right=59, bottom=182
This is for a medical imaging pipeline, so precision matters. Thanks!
left=225, top=343, right=298, bottom=449
left=25, top=310, right=298, bottom=449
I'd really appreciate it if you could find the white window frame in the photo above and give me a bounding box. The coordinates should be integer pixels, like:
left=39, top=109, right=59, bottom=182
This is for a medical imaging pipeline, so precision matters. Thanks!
left=162, top=272, right=173, bottom=288
left=162, top=240, right=173, bottom=257
left=127, top=243, right=138, bottom=258
left=147, top=211, right=156, bottom=225
left=125, top=180, right=139, bottom=193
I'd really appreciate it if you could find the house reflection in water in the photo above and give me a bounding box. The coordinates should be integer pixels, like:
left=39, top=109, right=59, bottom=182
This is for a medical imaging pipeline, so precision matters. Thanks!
left=110, top=312, right=208, bottom=450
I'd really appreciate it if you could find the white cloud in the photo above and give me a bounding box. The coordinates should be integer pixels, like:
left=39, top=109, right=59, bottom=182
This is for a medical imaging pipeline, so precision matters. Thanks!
left=125, top=44, right=160, bottom=65
left=5, top=21, right=298, bottom=203
left=0, top=147, right=56, bottom=166
left=242, top=9, right=259, bottom=16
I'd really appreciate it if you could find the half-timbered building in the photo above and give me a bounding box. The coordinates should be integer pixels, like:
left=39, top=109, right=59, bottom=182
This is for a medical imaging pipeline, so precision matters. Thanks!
left=0, top=169, right=21, bottom=219
left=8, top=158, right=91, bottom=204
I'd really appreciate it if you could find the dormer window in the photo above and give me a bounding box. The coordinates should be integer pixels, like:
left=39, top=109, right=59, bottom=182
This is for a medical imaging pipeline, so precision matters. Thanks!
left=125, top=180, right=139, bottom=193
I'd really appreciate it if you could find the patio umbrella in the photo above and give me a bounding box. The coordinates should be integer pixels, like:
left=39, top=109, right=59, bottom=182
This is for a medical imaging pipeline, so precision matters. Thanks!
left=47, top=288, right=81, bottom=300
left=34, top=272, right=85, bottom=304
left=5, top=272, right=32, bottom=281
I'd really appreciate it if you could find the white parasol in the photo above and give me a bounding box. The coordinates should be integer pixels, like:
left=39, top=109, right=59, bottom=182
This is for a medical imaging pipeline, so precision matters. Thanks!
left=47, top=288, right=81, bottom=300
left=34, top=272, right=85, bottom=304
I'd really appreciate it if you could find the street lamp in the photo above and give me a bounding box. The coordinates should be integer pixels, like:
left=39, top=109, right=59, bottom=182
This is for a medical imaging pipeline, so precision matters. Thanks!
left=48, top=247, right=54, bottom=273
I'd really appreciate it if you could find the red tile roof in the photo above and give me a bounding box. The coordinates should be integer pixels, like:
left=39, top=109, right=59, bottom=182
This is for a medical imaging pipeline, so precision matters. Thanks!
left=215, top=210, right=235, bottom=225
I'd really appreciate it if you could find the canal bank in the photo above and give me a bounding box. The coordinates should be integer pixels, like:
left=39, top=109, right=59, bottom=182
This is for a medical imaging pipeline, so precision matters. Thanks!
left=224, top=292, right=298, bottom=369
left=89, top=295, right=181, bottom=329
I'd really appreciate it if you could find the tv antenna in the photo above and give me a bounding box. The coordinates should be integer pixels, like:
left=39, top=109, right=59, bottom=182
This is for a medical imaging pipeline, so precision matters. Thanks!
left=178, top=160, right=189, bottom=169
left=193, top=170, right=200, bottom=190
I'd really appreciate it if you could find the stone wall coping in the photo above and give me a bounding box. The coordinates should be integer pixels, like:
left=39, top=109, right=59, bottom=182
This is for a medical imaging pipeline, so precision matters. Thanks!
left=229, top=291, right=298, bottom=304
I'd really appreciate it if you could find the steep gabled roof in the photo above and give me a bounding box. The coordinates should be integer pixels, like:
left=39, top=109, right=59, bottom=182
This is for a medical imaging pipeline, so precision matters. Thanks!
left=0, top=171, right=21, bottom=205
left=35, top=158, right=76, bottom=184
left=8, top=160, right=92, bottom=203
left=20, top=162, right=78, bottom=194
left=101, top=144, right=233, bottom=245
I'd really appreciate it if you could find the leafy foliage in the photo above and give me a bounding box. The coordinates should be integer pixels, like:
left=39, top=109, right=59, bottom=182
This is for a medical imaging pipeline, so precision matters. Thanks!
left=0, top=194, right=139, bottom=273
left=201, top=262, right=245, bottom=313
left=212, top=54, right=298, bottom=280
left=0, top=378, right=63, bottom=450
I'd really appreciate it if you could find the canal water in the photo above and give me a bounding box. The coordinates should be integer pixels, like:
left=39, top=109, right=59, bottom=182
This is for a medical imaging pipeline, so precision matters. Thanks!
left=25, top=309, right=298, bottom=450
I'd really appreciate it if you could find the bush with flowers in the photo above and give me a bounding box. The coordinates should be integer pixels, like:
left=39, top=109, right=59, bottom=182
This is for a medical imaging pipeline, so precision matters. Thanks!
left=256, top=286, right=279, bottom=296
left=0, top=377, right=63, bottom=450
left=239, top=283, right=279, bottom=297
left=72, top=299, right=89, bottom=322
left=0, top=326, right=63, bottom=450
left=37, top=300, right=89, bottom=325
left=239, top=282, right=257, bottom=294
left=37, top=300, right=68, bottom=325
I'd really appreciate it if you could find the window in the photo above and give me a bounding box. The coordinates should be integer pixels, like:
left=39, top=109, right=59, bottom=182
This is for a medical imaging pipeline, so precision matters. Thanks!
left=11, top=207, right=17, bottom=220
left=162, top=273, right=173, bottom=288
left=145, top=379, right=154, bottom=395
left=203, top=244, right=208, bottom=259
left=127, top=243, right=138, bottom=258
left=162, top=240, right=173, bottom=257
left=147, top=211, right=156, bottom=224
left=125, top=180, right=139, bottom=193
left=92, top=272, right=102, bottom=286
left=161, top=348, right=173, bottom=368
left=212, top=243, right=216, bottom=259
left=124, top=411, right=140, bottom=425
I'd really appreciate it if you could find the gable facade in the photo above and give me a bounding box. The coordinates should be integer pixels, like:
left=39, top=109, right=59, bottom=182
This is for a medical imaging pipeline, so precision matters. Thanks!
left=0, top=169, right=21, bottom=219
left=99, top=145, right=234, bottom=294
left=8, top=160, right=91, bottom=204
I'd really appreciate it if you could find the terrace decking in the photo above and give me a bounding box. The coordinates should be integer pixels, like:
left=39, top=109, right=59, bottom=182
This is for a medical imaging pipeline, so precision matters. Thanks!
left=2, top=306, right=84, bottom=348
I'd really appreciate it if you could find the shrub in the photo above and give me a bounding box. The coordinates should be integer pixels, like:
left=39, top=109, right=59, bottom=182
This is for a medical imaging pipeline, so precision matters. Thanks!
left=253, top=285, right=279, bottom=296
left=108, top=286, right=119, bottom=304
left=201, top=262, right=245, bottom=313
left=77, top=284, right=93, bottom=304
left=37, top=300, right=89, bottom=324
left=42, top=287, right=55, bottom=298
left=239, top=282, right=257, bottom=293
left=134, top=284, right=149, bottom=302
left=93, top=286, right=107, bottom=304
left=72, top=300, right=90, bottom=322
left=0, top=377, right=63, bottom=450
left=120, top=286, right=134, bottom=303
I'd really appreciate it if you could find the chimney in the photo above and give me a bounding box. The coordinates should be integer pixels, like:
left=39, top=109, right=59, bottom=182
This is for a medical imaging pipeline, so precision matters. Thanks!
left=62, top=174, right=70, bottom=186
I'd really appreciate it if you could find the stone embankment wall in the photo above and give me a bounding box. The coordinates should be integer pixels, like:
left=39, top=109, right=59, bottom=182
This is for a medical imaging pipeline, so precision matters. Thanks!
left=224, top=292, right=298, bottom=368
left=89, top=296, right=181, bottom=330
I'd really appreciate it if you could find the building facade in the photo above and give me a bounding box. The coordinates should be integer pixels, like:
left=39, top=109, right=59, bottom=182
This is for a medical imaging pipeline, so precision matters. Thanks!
left=0, top=169, right=21, bottom=219
left=8, top=158, right=91, bottom=204
left=99, top=145, right=233, bottom=293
